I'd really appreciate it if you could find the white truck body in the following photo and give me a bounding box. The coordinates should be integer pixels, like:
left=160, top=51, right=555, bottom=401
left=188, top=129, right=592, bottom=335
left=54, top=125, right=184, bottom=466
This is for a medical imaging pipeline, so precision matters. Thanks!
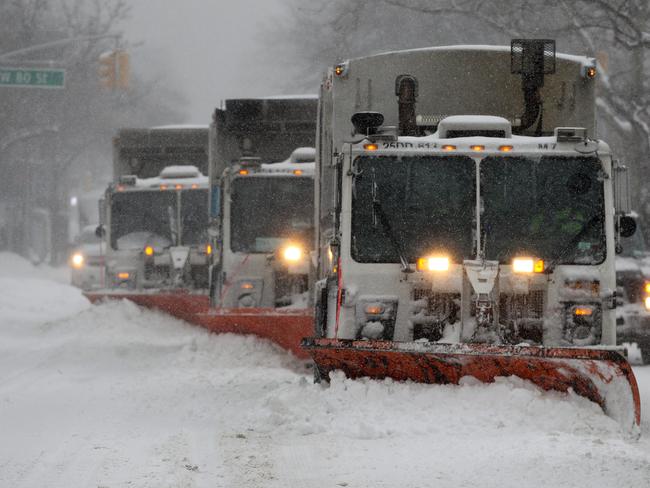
left=314, top=45, right=626, bottom=348
left=208, top=97, right=318, bottom=308
left=102, top=127, right=210, bottom=291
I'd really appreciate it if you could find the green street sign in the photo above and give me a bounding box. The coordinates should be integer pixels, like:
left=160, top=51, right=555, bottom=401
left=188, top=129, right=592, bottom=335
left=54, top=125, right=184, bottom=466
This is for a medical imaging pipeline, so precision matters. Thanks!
left=0, top=67, right=65, bottom=88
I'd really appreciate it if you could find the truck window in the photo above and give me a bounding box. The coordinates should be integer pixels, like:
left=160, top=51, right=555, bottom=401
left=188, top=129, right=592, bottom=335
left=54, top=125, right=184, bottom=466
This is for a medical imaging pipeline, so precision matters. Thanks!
left=180, top=189, right=208, bottom=246
left=110, top=191, right=177, bottom=250
left=481, top=156, right=605, bottom=265
left=230, top=176, right=313, bottom=253
left=351, top=155, right=476, bottom=263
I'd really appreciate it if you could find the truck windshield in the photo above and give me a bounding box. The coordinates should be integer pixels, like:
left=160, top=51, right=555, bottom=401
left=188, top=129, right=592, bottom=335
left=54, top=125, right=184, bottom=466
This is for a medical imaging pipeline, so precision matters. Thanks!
left=351, top=155, right=476, bottom=263
left=110, top=191, right=177, bottom=250
left=180, top=189, right=208, bottom=246
left=230, top=176, right=313, bottom=253
left=481, top=156, right=605, bottom=264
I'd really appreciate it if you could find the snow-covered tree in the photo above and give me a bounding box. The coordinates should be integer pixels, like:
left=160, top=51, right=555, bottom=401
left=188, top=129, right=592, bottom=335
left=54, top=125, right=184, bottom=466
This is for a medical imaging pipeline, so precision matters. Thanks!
left=275, top=0, right=650, bottom=233
left=0, top=0, right=186, bottom=262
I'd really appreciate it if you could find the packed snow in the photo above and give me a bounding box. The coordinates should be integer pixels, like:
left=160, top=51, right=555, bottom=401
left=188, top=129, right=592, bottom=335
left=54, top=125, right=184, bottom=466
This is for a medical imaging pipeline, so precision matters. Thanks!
left=1, top=252, right=650, bottom=487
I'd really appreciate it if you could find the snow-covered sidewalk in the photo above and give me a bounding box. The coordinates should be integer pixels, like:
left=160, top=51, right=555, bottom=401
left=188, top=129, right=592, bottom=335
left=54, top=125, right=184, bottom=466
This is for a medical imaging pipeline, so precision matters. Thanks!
left=1, top=253, right=649, bottom=487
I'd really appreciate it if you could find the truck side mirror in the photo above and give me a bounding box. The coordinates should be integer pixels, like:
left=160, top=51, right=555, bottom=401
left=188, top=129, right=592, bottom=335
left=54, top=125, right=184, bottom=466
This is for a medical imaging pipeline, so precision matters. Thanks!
left=618, top=215, right=637, bottom=238
left=95, top=224, right=106, bottom=239
left=613, top=160, right=631, bottom=215
left=98, top=198, right=106, bottom=225
left=613, top=161, right=634, bottom=251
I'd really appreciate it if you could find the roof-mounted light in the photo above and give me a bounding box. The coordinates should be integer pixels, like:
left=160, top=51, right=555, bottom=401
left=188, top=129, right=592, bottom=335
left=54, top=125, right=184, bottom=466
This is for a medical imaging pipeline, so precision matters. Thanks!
left=334, top=62, right=349, bottom=77
left=290, top=147, right=316, bottom=164
left=351, top=111, right=384, bottom=136
left=118, top=175, right=137, bottom=186
left=159, top=165, right=201, bottom=179
left=236, top=157, right=261, bottom=175
left=441, top=144, right=456, bottom=151
left=581, top=59, right=597, bottom=79
left=555, top=127, right=587, bottom=142
left=363, top=143, right=378, bottom=151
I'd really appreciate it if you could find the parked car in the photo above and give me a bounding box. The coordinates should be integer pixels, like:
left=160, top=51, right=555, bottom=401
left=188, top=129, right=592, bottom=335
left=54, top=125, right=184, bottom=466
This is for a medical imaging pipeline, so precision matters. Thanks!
left=70, top=225, right=105, bottom=290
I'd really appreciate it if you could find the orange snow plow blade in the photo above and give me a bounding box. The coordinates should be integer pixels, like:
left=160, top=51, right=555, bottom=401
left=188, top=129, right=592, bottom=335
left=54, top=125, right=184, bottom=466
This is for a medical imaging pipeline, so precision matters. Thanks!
left=302, top=338, right=641, bottom=431
left=84, top=291, right=209, bottom=323
left=195, top=309, right=313, bottom=359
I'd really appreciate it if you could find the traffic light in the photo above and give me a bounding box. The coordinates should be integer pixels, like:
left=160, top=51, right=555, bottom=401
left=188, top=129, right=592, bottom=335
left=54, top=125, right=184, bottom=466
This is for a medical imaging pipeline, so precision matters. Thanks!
left=98, top=50, right=129, bottom=89
left=115, top=50, right=129, bottom=89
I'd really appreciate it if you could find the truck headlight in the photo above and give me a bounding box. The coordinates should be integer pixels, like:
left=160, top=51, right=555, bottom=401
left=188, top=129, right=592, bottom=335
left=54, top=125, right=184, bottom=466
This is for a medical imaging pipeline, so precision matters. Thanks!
left=512, top=257, right=545, bottom=273
left=645, top=296, right=650, bottom=311
left=71, top=252, right=84, bottom=269
left=416, top=256, right=449, bottom=272
left=282, top=244, right=303, bottom=263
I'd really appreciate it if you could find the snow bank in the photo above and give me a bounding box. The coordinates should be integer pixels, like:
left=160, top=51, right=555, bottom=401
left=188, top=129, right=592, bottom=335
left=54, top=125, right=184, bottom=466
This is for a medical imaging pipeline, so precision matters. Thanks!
left=251, top=371, right=619, bottom=439
left=2, top=268, right=650, bottom=487
left=0, top=252, right=88, bottom=325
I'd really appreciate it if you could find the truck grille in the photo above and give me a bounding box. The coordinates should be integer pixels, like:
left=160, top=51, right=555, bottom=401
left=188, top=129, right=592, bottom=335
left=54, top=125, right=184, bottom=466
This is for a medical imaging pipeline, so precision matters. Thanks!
left=499, top=290, right=544, bottom=322
left=498, top=290, right=545, bottom=343
left=411, top=289, right=460, bottom=341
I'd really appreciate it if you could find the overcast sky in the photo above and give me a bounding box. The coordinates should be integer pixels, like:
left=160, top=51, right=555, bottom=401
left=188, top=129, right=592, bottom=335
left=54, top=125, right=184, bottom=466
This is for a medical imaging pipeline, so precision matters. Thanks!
left=125, top=0, right=301, bottom=124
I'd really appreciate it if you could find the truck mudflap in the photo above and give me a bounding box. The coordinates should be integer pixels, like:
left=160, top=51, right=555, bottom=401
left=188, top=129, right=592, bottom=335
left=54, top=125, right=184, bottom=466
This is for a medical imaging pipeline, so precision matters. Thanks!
left=194, top=309, right=313, bottom=359
left=302, top=338, right=641, bottom=432
left=84, top=291, right=210, bottom=323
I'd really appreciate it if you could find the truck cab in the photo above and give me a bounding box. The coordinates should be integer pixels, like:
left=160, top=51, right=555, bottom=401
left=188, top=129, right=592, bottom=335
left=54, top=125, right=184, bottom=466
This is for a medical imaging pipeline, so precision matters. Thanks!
left=104, top=165, right=210, bottom=290
left=323, top=118, right=619, bottom=347
left=313, top=43, right=634, bottom=351
left=99, top=126, right=210, bottom=293
left=208, top=97, right=318, bottom=309
left=215, top=150, right=315, bottom=308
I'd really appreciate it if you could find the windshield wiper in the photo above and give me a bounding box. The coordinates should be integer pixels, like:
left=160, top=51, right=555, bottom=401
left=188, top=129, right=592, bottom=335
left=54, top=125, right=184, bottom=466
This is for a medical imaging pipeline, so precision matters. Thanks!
left=545, top=214, right=601, bottom=272
left=371, top=169, right=413, bottom=273
left=167, top=205, right=178, bottom=245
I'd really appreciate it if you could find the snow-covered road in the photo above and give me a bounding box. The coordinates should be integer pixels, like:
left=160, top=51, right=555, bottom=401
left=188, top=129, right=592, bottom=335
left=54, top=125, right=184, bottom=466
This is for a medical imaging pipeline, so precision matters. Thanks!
left=1, top=252, right=650, bottom=488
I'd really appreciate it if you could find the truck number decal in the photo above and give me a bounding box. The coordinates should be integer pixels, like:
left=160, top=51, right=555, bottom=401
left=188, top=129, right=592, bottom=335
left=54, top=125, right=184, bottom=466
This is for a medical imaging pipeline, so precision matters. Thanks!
left=382, top=142, right=413, bottom=149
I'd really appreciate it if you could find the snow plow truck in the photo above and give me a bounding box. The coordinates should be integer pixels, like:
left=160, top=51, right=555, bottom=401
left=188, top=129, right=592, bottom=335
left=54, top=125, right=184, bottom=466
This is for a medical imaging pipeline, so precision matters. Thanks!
left=194, top=97, right=317, bottom=357
left=302, top=41, right=641, bottom=431
left=85, top=126, right=211, bottom=321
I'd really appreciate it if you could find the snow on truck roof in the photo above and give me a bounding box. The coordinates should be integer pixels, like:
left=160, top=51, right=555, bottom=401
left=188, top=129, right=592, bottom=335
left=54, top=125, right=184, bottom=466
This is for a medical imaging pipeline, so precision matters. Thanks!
left=351, top=44, right=594, bottom=66
left=258, top=94, right=318, bottom=100
left=118, top=165, right=208, bottom=189
left=260, top=147, right=316, bottom=175
left=150, top=124, right=209, bottom=130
